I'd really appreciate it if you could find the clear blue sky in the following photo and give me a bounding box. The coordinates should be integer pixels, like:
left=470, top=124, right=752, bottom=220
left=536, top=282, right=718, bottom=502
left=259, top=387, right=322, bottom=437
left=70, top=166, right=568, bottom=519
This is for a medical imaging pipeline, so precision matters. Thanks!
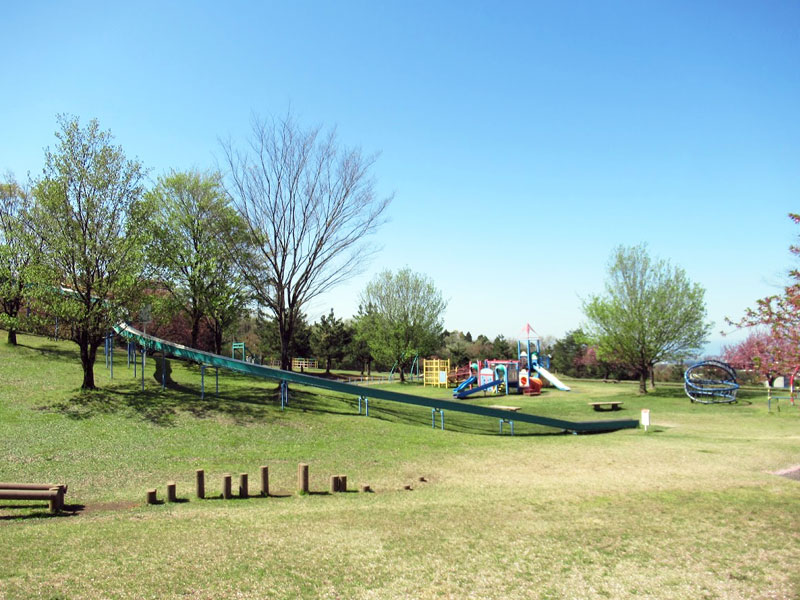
left=3, top=1, right=799, bottom=354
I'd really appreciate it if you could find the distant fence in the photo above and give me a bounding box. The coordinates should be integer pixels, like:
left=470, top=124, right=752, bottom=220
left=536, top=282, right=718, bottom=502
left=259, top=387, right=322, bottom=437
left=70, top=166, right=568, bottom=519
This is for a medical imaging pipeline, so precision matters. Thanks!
left=292, top=358, right=318, bottom=370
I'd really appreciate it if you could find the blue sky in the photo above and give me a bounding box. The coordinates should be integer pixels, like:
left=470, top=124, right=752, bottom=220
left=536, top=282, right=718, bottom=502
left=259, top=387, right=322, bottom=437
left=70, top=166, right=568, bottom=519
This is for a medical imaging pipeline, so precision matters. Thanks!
left=2, top=1, right=799, bottom=354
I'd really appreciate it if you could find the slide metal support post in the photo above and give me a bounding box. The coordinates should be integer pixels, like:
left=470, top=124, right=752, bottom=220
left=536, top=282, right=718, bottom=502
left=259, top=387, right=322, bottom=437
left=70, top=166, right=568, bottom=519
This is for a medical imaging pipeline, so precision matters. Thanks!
left=161, top=354, right=166, bottom=390
left=499, top=419, right=515, bottom=435
left=215, top=368, right=219, bottom=396
left=109, top=335, right=113, bottom=380
left=201, top=365, right=205, bottom=400
left=133, top=347, right=137, bottom=378
left=431, top=408, right=445, bottom=430
left=279, top=381, right=288, bottom=409
left=141, top=347, right=145, bottom=391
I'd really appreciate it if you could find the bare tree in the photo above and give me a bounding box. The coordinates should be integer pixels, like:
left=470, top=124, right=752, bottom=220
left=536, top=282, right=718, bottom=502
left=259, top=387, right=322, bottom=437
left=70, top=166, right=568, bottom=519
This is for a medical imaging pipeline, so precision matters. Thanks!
left=221, top=114, right=391, bottom=370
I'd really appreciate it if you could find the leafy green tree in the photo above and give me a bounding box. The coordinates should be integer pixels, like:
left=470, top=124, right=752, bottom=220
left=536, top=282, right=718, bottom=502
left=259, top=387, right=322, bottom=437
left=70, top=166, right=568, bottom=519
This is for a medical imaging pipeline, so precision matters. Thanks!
left=442, top=330, right=470, bottom=366
left=222, top=113, right=391, bottom=370
left=311, top=309, right=352, bottom=374
left=491, top=335, right=513, bottom=359
left=359, top=268, right=447, bottom=382
left=0, top=176, right=40, bottom=344
left=346, top=320, right=375, bottom=375
left=550, top=329, right=590, bottom=377
left=30, top=115, right=150, bottom=389
left=583, top=244, right=710, bottom=393
left=147, top=170, right=249, bottom=352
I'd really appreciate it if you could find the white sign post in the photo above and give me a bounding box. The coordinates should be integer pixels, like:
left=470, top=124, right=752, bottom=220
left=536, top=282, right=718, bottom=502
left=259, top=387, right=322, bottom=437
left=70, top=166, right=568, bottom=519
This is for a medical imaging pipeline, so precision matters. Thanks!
left=641, top=409, right=650, bottom=431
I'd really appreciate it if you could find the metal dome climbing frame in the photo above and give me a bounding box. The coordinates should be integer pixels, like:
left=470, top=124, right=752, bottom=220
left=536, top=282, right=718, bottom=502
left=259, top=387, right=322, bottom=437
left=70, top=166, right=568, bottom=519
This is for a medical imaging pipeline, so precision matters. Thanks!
left=684, top=360, right=739, bottom=404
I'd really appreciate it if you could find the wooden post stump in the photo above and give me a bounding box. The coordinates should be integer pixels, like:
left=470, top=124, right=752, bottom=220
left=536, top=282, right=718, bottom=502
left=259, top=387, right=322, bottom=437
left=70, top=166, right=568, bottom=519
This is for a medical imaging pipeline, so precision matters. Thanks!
left=359, top=484, right=372, bottom=493
left=298, top=463, right=309, bottom=494
left=239, top=473, right=249, bottom=498
left=167, top=481, right=177, bottom=503
left=339, top=475, right=347, bottom=492
left=260, top=465, right=269, bottom=497
left=146, top=488, right=158, bottom=505
left=49, top=487, right=62, bottom=513
left=223, top=474, right=232, bottom=499
left=330, top=475, right=340, bottom=493
left=196, top=469, right=205, bottom=499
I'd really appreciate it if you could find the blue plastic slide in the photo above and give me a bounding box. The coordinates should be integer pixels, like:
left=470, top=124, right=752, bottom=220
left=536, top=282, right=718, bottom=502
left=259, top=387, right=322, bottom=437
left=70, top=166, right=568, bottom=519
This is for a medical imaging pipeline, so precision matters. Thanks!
left=452, top=375, right=477, bottom=396
left=455, top=379, right=503, bottom=399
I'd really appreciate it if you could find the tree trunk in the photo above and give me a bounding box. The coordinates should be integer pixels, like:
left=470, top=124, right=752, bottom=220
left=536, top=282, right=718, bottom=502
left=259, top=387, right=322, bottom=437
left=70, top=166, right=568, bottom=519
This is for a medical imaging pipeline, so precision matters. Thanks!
left=190, top=313, right=201, bottom=349
left=79, top=334, right=98, bottom=390
left=650, top=365, right=656, bottom=389
left=279, top=323, right=292, bottom=371
left=399, top=366, right=405, bottom=383
left=5, top=299, right=20, bottom=345
left=367, top=360, right=372, bottom=377
left=325, top=357, right=331, bottom=374
left=638, top=369, right=648, bottom=394
left=213, top=323, right=223, bottom=356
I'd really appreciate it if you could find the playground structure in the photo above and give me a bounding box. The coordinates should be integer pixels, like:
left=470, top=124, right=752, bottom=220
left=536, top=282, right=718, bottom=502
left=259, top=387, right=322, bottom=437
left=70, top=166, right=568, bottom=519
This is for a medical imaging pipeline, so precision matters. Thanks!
left=390, top=352, right=419, bottom=381
left=767, top=364, right=799, bottom=411
left=684, top=360, right=740, bottom=404
left=423, top=358, right=450, bottom=388
left=452, top=338, right=570, bottom=399
left=109, top=322, right=638, bottom=434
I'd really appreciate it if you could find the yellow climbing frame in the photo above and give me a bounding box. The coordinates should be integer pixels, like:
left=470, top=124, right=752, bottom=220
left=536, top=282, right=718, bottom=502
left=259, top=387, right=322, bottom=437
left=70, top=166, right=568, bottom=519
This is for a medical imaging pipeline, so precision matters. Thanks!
left=424, top=358, right=450, bottom=388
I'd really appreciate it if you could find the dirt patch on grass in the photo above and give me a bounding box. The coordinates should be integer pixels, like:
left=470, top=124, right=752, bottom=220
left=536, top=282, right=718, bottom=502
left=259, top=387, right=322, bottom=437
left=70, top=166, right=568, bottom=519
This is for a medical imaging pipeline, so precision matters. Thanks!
left=772, top=465, right=800, bottom=481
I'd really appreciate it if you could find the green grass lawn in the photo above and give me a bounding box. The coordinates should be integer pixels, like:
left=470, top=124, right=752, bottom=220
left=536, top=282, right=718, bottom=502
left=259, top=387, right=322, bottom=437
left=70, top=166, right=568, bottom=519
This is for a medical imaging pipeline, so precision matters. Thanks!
left=1, top=332, right=799, bottom=599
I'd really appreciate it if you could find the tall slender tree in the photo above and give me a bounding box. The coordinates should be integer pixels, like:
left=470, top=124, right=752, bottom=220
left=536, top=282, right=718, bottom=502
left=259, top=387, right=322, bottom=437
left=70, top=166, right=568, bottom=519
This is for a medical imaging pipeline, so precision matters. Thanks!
left=30, top=115, right=151, bottom=389
left=359, top=269, right=447, bottom=382
left=147, top=170, right=249, bottom=352
left=583, top=244, right=710, bottom=393
left=221, top=113, right=391, bottom=369
left=0, top=175, right=40, bottom=344
left=311, top=309, right=352, bottom=374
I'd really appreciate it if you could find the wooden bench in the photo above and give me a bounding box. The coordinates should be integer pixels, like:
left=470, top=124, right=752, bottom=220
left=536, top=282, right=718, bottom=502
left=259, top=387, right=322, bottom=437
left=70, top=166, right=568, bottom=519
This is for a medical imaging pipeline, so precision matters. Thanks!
left=0, top=483, right=67, bottom=514
left=589, top=401, right=623, bottom=412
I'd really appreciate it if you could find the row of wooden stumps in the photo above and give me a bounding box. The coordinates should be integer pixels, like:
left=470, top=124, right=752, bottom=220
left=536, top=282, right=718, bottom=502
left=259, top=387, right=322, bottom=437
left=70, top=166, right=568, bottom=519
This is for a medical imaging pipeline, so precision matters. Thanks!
left=146, top=464, right=372, bottom=505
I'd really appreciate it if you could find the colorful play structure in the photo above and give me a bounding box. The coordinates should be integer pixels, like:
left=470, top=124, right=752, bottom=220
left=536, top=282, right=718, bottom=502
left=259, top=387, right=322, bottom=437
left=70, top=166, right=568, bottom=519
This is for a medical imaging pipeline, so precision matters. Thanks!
left=451, top=338, right=571, bottom=399
left=108, top=323, right=638, bottom=434
left=684, top=360, right=740, bottom=404
left=423, top=358, right=450, bottom=388
left=767, top=364, right=799, bottom=412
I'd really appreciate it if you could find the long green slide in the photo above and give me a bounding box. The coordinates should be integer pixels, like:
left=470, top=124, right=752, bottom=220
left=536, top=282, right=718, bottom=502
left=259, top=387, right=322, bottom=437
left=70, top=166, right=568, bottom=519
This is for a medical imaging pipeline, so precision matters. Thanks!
left=113, top=323, right=639, bottom=434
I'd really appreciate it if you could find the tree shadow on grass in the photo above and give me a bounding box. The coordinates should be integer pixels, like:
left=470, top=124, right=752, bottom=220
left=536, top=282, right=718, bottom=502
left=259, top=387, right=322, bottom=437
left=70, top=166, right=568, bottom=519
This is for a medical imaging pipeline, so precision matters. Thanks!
left=39, top=383, right=285, bottom=427
left=17, top=342, right=78, bottom=363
